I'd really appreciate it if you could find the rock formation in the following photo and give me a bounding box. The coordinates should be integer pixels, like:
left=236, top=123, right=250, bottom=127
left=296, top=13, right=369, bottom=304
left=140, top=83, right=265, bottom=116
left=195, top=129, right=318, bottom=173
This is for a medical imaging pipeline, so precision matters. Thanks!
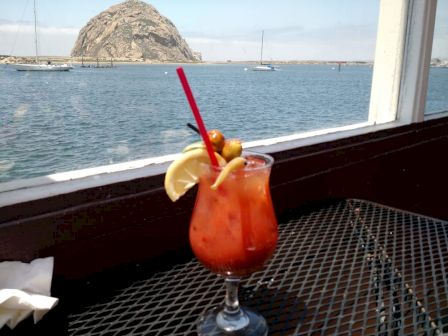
left=71, top=0, right=197, bottom=62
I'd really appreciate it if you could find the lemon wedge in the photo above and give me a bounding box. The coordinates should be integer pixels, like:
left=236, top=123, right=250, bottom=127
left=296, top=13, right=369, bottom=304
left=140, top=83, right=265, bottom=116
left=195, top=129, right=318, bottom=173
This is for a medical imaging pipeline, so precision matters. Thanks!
left=211, top=157, right=246, bottom=190
left=165, top=148, right=226, bottom=202
left=182, top=141, right=205, bottom=153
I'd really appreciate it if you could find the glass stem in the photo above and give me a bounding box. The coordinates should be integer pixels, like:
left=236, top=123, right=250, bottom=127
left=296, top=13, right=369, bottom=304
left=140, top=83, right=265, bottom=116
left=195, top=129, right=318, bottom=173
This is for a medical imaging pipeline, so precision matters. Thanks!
left=224, top=277, right=241, bottom=315
left=216, top=277, right=249, bottom=332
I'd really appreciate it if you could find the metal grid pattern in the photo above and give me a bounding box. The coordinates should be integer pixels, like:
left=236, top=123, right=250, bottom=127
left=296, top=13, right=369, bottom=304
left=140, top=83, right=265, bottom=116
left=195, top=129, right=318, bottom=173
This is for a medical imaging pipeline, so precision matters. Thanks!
left=68, top=199, right=448, bottom=335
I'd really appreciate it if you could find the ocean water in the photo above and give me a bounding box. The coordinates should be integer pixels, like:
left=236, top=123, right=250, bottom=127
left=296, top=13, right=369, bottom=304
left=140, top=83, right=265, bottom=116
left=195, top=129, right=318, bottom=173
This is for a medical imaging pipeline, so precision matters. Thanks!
left=0, top=64, right=446, bottom=183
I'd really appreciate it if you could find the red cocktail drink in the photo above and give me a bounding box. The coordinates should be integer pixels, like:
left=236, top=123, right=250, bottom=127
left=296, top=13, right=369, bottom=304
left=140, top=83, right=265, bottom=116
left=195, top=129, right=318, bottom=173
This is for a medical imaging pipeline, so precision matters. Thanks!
left=190, top=153, right=278, bottom=277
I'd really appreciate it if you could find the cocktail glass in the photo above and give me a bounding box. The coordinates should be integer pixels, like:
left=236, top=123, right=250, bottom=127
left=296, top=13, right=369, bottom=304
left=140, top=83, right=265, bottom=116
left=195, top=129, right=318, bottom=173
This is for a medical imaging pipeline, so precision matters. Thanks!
left=190, top=152, right=278, bottom=336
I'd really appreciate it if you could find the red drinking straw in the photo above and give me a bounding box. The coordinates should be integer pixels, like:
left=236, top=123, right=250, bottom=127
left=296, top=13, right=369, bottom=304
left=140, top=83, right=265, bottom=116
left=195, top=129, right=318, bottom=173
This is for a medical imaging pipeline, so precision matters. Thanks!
left=176, top=67, right=219, bottom=167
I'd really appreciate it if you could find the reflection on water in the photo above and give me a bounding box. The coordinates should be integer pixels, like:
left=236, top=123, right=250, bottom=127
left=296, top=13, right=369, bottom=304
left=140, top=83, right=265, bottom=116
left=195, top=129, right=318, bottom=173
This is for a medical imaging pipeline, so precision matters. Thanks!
left=14, top=103, right=30, bottom=119
left=0, top=160, right=15, bottom=173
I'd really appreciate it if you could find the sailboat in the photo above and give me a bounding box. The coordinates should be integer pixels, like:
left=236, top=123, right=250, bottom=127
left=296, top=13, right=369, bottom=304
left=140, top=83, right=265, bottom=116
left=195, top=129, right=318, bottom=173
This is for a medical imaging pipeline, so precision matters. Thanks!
left=12, top=0, right=73, bottom=71
left=252, top=31, right=278, bottom=71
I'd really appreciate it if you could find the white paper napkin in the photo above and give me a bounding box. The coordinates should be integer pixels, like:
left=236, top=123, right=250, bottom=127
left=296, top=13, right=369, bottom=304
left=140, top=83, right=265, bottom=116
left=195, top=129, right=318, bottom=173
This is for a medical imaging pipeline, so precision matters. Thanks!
left=0, top=257, right=58, bottom=329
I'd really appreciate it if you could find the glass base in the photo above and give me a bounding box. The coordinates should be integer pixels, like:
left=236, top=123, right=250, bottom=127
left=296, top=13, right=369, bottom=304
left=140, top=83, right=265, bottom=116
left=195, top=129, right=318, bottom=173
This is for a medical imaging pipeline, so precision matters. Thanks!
left=198, top=306, right=268, bottom=336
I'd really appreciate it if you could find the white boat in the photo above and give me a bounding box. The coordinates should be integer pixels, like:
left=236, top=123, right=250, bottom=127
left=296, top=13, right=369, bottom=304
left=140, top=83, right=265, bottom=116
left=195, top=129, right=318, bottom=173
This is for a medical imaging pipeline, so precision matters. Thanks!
left=13, top=63, right=73, bottom=71
left=253, top=64, right=278, bottom=71
left=11, top=0, right=73, bottom=72
left=252, top=31, right=278, bottom=71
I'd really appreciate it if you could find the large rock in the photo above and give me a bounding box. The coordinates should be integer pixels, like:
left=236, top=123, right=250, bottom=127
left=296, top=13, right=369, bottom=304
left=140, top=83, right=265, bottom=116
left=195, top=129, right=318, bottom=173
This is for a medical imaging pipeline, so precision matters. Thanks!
left=71, top=0, right=196, bottom=62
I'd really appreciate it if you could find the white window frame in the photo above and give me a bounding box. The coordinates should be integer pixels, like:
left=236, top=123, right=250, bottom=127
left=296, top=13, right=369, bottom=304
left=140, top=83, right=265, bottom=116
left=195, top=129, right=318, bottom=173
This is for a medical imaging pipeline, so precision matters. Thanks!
left=369, top=0, right=438, bottom=125
left=398, top=0, right=438, bottom=123
left=0, top=0, right=441, bottom=207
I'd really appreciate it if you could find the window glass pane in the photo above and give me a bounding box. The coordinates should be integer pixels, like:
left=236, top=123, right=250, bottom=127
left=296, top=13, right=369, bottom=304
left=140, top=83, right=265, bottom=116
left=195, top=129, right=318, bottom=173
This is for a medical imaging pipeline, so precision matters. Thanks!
left=426, top=0, right=448, bottom=115
left=0, top=0, right=379, bottom=184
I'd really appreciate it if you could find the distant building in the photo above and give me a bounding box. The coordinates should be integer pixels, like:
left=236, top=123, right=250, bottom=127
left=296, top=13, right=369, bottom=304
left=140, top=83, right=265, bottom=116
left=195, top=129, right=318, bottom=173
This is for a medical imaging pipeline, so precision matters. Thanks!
left=193, top=51, right=202, bottom=62
left=431, top=58, right=448, bottom=67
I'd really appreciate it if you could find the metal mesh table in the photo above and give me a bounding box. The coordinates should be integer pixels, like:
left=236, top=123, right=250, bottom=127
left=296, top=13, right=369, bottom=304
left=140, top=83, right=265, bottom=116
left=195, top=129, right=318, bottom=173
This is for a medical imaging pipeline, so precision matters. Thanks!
left=67, top=199, right=448, bottom=335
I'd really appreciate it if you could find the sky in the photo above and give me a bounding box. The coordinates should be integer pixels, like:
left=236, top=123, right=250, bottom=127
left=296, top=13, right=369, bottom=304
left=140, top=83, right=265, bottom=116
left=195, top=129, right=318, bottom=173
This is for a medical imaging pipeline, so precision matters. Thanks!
left=0, top=0, right=446, bottom=61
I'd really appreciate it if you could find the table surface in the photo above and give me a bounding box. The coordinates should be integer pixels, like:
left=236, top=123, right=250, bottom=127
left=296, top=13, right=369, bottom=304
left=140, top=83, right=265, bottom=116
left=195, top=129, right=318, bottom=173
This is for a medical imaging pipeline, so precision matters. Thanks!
left=62, top=199, right=448, bottom=335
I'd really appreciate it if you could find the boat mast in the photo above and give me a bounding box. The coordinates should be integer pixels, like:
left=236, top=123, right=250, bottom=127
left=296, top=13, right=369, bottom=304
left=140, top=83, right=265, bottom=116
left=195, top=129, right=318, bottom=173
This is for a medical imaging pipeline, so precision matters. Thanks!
left=33, top=0, right=38, bottom=63
left=259, top=30, right=264, bottom=65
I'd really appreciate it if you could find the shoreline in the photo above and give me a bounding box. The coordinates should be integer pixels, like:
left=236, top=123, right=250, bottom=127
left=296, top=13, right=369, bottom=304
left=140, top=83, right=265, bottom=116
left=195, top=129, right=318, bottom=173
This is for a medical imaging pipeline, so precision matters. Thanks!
left=2, top=55, right=447, bottom=67
left=0, top=55, right=374, bottom=66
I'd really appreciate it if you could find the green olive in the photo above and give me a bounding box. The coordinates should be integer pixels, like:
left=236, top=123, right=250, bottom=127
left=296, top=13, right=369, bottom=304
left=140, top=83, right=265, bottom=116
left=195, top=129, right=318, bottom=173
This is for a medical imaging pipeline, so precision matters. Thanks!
left=221, top=139, right=242, bottom=161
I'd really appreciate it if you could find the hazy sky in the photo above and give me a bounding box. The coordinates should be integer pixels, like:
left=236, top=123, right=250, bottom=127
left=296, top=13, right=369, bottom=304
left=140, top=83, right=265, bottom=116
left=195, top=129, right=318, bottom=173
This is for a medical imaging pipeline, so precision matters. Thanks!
left=0, top=0, right=446, bottom=61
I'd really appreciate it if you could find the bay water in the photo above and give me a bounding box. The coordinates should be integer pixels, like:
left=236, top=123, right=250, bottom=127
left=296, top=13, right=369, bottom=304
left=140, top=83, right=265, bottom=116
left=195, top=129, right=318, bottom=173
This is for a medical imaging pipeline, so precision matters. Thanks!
left=0, top=64, right=446, bottom=183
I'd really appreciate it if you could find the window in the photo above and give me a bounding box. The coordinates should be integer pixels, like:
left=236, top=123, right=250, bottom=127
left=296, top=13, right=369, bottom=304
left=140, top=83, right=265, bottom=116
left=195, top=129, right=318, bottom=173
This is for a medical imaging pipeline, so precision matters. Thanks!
left=0, top=0, right=442, bottom=207
left=426, top=0, right=448, bottom=116
left=0, top=1, right=380, bottom=186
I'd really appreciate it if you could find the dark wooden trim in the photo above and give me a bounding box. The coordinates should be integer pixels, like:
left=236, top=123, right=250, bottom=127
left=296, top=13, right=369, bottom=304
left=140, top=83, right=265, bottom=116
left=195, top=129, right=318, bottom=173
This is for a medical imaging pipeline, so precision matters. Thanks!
left=1, top=117, right=447, bottom=279
left=269, top=116, right=448, bottom=218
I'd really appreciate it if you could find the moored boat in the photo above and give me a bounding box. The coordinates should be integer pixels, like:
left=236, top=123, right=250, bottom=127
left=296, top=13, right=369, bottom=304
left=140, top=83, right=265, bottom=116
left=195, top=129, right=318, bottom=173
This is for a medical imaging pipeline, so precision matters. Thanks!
left=12, top=63, right=73, bottom=71
left=12, top=0, right=73, bottom=72
left=252, top=30, right=278, bottom=71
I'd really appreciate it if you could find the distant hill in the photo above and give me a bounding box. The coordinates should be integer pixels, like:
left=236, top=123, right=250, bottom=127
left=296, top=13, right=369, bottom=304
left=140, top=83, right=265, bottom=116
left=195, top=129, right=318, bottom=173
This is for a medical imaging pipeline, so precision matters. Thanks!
left=71, top=0, right=197, bottom=62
